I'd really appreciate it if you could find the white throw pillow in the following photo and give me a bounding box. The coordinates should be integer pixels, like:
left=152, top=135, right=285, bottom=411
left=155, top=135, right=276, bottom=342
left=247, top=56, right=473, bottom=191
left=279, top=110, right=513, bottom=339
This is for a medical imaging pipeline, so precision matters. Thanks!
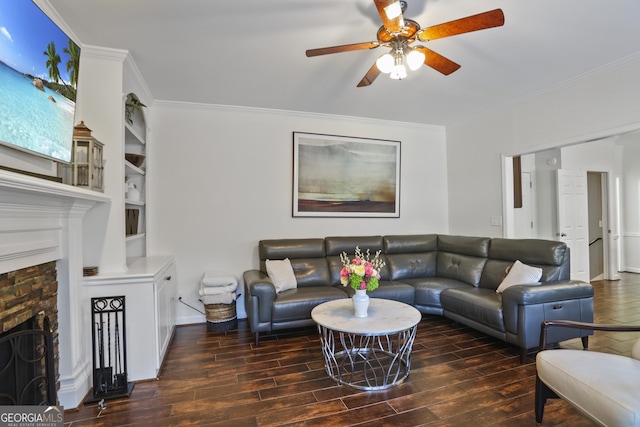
left=496, top=260, right=543, bottom=293
left=266, top=258, right=297, bottom=293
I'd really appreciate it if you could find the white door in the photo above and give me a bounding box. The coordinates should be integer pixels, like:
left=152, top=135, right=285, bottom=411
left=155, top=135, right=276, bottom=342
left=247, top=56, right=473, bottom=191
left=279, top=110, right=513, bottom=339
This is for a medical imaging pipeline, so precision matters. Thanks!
left=556, top=170, right=590, bottom=281
left=514, top=172, right=534, bottom=238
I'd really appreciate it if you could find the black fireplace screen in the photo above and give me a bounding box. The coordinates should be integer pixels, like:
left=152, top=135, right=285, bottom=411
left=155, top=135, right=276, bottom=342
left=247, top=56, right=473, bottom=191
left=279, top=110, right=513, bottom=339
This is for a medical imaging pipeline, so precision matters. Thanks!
left=0, top=318, right=57, bottom=405
left=87, top=296, right=133, bottom=403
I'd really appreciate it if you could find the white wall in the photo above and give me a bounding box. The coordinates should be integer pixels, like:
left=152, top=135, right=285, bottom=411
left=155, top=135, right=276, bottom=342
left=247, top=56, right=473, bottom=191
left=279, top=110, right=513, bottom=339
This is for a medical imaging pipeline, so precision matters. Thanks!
left=447, top=54, right=640, bottom=237
left=621, top=133, right=640, bottom=272
left=534, top=148, right=561, bottom=240
left=148, top=104, right=449, bottom=324
left=561, top=138, right=619, bottom=172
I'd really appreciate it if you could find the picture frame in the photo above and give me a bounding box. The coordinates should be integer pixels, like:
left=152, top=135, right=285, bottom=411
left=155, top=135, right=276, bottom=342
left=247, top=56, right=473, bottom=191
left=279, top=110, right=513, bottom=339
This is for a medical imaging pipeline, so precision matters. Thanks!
left=293, top=132, right=400, bottom=217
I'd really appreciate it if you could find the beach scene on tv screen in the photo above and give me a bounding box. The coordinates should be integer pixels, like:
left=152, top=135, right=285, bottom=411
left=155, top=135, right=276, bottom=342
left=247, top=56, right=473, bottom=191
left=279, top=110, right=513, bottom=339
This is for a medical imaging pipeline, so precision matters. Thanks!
left=0, top=0, right=79, bottom=163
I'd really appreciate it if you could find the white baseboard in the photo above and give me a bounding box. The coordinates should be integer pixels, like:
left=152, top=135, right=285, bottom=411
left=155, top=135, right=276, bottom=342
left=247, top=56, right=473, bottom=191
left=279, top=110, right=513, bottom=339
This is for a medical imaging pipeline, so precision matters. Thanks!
left=57, top=362, right=91, bottom=410
left=177, top=313, right=205, bottom=325
left=177, top=308, right=247, bottom=326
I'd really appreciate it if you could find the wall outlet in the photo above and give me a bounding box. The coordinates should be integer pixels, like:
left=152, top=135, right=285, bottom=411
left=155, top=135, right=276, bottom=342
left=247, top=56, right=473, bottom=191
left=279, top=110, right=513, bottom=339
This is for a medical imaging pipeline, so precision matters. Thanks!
left=490, top=216, right=503, bottom=226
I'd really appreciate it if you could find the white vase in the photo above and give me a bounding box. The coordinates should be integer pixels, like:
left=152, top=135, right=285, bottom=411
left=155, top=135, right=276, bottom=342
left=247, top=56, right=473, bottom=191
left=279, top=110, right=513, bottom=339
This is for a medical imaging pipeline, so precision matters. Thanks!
left=127, top=183, right=140, bottom=201
left=352, top=289, right=369, bottom=318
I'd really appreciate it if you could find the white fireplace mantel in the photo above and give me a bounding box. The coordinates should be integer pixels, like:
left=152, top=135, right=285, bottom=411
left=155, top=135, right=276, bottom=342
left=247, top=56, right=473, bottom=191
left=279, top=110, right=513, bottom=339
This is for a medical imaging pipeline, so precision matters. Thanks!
left=0, top=169, right=109, bottom=274
left=0, top=168, right=110, bottom=202
left=0, top=168, right=110, bottom=408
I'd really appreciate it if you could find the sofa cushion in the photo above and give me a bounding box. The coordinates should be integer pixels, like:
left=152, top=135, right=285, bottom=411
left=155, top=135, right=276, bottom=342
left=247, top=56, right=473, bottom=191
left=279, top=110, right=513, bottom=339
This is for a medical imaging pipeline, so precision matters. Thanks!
left=496, top=260, right=542, bottom=293
left=259, top=238, right=326, bottom=261
left=437, top=252, right=487, bottom=287
left=366, top=281, right=416, bottom=305
left=404, top=277, right=470, bottom=308
left=325, top=236, right=390, bottom=284
left=438, top=235, right=491, bottom=258
left=441, top=287, right=506, bottom=332
left=266, top=258, right=297, bottom=293
left=489, top=238, right=567, bottom=265
left=489, top=238, right=570, bottom=281
left=325, top=235, right=384, bottom=256
left=271, top=286, right=347, bottom=323
left=290, top=258, right=332, bottom=287
left=435, top=235, right=489, bottom=286
left=383, top=234, right=437, bottom=281
left=386, top=252, right=436, bottom=280
left=383, top=234, right=438, bottom=254
left=259, top=239, right=332, bottom=287
left=479, top=259, right=512, bottom=290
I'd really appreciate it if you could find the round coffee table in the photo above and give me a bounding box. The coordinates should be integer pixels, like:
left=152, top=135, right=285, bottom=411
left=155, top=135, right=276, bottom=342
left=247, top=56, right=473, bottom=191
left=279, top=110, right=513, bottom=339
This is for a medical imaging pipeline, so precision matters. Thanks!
left=311, top=298, right=421, bottom=390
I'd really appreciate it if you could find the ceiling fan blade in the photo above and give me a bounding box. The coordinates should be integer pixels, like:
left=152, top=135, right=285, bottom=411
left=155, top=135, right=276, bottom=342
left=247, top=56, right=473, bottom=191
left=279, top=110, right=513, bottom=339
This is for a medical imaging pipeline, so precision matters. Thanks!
left=374, top=0, right=405, bottom=34
left=357, top=63, right=381, bottom=87
left=417, top=9, right=504, bottom=42
left=415, top=46, right=460, bottom=75
left=306, top=41, right=380, bottom=57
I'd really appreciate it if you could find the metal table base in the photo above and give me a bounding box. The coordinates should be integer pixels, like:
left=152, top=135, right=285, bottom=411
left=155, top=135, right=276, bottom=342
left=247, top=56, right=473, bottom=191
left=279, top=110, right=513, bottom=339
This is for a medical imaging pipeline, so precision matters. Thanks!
left=316, top=323, right=418, bottom=390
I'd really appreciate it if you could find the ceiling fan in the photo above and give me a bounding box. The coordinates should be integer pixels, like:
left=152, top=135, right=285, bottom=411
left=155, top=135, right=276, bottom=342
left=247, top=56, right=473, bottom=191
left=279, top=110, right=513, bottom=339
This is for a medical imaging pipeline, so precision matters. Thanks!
left=306, top=0, right=504, bottom=87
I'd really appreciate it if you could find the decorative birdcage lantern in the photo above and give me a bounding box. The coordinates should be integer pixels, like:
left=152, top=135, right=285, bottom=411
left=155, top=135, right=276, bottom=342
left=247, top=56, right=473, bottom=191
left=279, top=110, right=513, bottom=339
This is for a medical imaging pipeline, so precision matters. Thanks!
left=58, top=121, right=104, bottom=192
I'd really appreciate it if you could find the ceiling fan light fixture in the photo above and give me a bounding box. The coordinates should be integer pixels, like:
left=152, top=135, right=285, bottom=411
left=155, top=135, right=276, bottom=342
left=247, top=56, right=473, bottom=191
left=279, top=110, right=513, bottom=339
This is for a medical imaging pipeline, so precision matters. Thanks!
left=406, top=48, right=425, bottom=71
left=389, top=54, right=407, bottom=80
left=390, top=65, right=407, bottom=80
left=376, top=52, right=394, bottom=73
left=306, top=4, right=504, bottom=87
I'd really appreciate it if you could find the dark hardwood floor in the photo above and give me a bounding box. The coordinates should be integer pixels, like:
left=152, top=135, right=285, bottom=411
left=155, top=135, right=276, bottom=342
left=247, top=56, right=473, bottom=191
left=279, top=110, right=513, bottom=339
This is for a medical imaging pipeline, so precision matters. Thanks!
left=65, top=273, right=640, bottom=426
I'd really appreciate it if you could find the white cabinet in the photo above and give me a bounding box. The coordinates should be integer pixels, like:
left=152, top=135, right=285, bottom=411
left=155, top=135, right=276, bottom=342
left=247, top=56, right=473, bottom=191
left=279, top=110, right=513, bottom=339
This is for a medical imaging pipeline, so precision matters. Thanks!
left=83, top=255, right=176, bottom=381
left=155, top=263, right=176, bottom=366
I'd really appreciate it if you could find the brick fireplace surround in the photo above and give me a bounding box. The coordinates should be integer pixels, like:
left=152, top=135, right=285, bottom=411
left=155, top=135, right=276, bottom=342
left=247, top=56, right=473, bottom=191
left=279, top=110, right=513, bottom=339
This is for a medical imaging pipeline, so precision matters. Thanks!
left=0, top=169, right=109, bottom=408
left=0, top=262, right=60, bottom=373
left=0, top=262, right=58, bottom=335
left=0, top=262, right=60, bottom=400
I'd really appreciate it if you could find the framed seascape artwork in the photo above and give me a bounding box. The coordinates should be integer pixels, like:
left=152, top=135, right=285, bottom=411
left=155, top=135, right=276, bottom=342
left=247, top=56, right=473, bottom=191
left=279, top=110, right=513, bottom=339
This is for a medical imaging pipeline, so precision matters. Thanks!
left=293, top=132, right=400, bottom=217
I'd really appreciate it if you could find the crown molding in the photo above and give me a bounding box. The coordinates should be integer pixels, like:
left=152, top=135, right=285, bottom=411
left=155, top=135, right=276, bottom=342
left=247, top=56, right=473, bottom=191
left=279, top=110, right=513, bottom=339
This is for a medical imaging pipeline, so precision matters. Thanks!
left=124, top=54, right=154, bottom=104
left=153, top=100, right=445, bottom=133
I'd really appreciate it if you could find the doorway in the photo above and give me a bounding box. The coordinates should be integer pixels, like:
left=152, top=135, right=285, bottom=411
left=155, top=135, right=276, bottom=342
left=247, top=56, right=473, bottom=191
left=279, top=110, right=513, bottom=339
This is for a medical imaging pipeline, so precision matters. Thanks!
left=587, top=172, right=605, bottom=280
left=504, top=148, right=618, bottom=281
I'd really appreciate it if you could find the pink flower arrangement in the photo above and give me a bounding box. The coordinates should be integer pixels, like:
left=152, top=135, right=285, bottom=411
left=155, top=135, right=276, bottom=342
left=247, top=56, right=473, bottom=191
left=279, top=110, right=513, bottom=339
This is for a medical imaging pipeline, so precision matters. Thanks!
left=339, top=246, right=385, bottom=291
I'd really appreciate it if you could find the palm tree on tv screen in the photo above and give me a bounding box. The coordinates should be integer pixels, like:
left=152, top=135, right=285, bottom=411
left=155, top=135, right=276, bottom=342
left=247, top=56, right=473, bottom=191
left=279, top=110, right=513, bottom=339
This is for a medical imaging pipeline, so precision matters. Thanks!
left=44, top=41, right=62, bottom=84
left=43, top=39, right=79, bottom=101
left=63, top=39, right=80, bottom=88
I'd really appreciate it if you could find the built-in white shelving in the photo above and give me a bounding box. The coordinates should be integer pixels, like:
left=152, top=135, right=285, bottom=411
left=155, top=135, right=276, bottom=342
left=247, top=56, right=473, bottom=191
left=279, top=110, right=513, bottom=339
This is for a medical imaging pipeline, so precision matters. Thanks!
left=124, top=94, right=147, bottom=254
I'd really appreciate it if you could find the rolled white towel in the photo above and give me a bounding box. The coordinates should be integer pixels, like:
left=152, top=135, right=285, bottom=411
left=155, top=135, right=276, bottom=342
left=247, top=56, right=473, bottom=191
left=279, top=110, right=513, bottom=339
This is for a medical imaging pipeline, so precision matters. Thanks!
left=200, top=271, right=238, bottom=289
left=200, top=293, right=236, bottom=305
left=200, top=283, right=237, bottom=295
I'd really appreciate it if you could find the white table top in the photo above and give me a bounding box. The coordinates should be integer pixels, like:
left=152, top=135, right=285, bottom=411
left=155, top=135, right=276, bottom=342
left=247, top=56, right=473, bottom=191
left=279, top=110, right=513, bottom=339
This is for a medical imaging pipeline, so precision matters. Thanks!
left=311, top=298, right=422, bottom=335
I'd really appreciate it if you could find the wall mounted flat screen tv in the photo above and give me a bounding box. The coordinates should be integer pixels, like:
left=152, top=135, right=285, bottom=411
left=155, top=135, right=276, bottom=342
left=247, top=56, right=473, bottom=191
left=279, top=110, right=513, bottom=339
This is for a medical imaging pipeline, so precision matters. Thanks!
left=0, top=0, right=80, bottom=163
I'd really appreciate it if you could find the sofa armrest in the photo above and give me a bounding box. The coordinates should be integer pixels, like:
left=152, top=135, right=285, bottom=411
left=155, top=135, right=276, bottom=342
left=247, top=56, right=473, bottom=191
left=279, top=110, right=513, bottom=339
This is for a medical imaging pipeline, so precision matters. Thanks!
left=243, top=269, right=277, bottom=333
left=502, top=280, right=594, bottom=350
left=501, top=280, right=593, bottom=306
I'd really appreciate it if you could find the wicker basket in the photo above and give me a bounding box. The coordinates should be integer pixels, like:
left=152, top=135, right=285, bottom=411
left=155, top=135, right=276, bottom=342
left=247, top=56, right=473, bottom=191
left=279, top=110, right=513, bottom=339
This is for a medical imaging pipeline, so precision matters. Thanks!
left=205, top=303, right=237, bottom=332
